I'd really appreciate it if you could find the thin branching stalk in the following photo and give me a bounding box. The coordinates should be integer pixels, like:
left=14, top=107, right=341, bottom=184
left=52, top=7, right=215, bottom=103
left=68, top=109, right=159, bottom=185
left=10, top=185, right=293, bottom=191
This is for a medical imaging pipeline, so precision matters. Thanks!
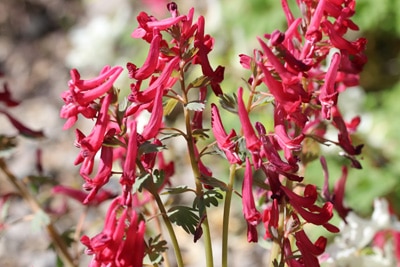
left=0, top=158, right=77, bottom=267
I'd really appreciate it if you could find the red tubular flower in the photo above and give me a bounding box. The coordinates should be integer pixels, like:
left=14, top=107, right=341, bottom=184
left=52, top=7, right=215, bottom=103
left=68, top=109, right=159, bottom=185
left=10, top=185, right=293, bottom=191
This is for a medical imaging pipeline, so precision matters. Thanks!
left=0, top=109, right=44, bottom=138
left=74, top=93, right=113, bottom=176
left=237, top=87, right=261, bottom=153
left=333, top=166, right=351, bottom=221
left=131, top=12, right=156, bottom=41
left=257, top=36, right=299, bottom=85
left=211, top=104, right=242, bottom=164
left=295, top=230, right=327, bottom=256
left=141, top=86, right=163, bottom=141
left=281, top=185, right=336, bottom=229
left=81, top=197, right=146, bottom=267
left=259, top=133, right=298, bottom=173
left=321, top=20, right=365, bottom=55
left=147, top=15, right=186, bottom=30
left=128, top=56, right=180, bottom=106
left=274, top=109, right=304, bottom=152
left=60, top=66, right=122, bottom=129
left=52, top=185, right=115, bottom=206
left=193, top=15, right=224, bottom=96
left=305, top=0, right=326, bottom=41
left=281, top=184, right=318, bottom=208
left=120, top=121, right=138, bottom=189
left=82, top=145, right=114, bottom=204
left=242, top=158, right=261, bottom=242
left=68, top=66, right=123, bottom=105
left=319, top=52, right=341, bottom=119
left=262, top=198, right=279, bottom=240
left=294, top=230, right=327, bottom=267
left=129, top=29, right=162, bottom=80
left=0, top=82, right=19, bottom=107
left=331, top=105, right=363, bottom=157
left=321, top=156, right=351, bottom=222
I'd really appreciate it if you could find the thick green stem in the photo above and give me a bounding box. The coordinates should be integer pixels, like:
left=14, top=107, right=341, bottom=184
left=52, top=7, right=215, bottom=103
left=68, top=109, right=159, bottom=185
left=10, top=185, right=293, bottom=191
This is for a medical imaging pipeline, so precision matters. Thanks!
left=152, top=191, right=184, bottom=267
left=222, top=164, right=236, bottom=267
left=0, top=158, right=77, bottom=267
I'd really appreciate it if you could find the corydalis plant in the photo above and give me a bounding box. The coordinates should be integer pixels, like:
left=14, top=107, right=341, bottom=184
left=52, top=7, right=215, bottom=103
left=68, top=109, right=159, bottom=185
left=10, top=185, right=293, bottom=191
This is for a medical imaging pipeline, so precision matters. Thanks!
left=59, top=1, right=366, bottom=267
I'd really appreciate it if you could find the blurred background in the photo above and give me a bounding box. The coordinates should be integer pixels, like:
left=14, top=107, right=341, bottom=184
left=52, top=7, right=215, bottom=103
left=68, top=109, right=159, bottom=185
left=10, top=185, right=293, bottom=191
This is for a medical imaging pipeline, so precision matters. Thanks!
left=0, top=0, right=399, bottom=266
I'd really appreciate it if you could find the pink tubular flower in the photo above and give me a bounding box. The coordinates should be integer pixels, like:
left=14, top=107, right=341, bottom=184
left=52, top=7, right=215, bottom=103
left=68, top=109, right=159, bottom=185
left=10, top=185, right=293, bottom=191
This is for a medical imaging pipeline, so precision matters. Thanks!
left=262, top=198, right=279, bottom=240
left=237, top=87, right=261, bottom=153
left=74, top=93, right=113, bottom=176
left=61, top=66, right=123, bottom=129
left=193, top=15, right=224, bottom=96
left=0, top=82, right=19, bottom=107
left=281, top=184, right=338, bottom=232
left=0, top=109, right=44, bottom=138
left=331, top=105, right=363, bottom=161
left=120, top=121, right=138, bottom=204
left=127, top=56, right=180, bottom=107
left=293, top=230, right=327, bottom=267
left=141, top=83, right=163, bottom=141
left=81, top=197, right=146, bottom=267
left=320, top=156, right=351, bottom=222
left=319, top=52, right=341, bottom=119
left=52, top=185, right=115, bottom=206
left=128, top=29, right=162, bottom=80
left=257, top=37, right=299, bottom=85
left=82, top=145, right=114, bottom=204
left=210, top=104, right=241, bottom=164
left=242, top=158, right=261, bottom=242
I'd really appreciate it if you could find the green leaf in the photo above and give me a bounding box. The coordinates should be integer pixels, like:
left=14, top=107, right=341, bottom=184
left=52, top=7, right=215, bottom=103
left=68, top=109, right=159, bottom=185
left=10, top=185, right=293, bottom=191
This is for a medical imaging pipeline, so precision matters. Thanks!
left=198, top=175, right=229, bottom=191
left=146, top=234, right=168, bottom=265
left=192, top=128, right=210, bottom=140
left=133, top=172, right=152, bottom=193
left=219, top=93, right=238, bottom=114
left=162, top=185, right=194, bottom=195
left=138, top=142, right=166, bottom=155
left=185, top=101, right=205, bottom=111
left=116, top=97, right=128, bottom=126
left=159, top=132, right=184, bottom=142
left=182, top=46, right=198, bottom=62
left=193, top=190, right=224, bottom=216
left=152, top=169, right=165, bottom=190
left=164, top=98, right=179, bottom=116
left=103, top=136, right=126, bottom=148
left=168, top=206, right=199, bottom=235
left=188, top=75, right=211, bottom=89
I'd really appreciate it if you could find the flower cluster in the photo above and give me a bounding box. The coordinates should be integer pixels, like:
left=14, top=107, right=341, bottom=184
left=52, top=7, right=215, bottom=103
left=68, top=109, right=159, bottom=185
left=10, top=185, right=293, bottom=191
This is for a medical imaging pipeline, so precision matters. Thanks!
left=58, top=1, right=368, bottom=266
left=212, top=0, right=367, bottom=265
left=60, top=2, right=225, bottom=266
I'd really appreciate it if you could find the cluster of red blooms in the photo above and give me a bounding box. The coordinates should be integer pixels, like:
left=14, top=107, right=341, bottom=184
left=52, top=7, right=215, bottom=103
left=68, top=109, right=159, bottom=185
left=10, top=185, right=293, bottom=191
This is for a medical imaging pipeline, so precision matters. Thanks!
left=59, top=0, right=366, bottom=266
left=60, top=2, right=224, bottom=266
left=226, top=0, right=365, bottom=265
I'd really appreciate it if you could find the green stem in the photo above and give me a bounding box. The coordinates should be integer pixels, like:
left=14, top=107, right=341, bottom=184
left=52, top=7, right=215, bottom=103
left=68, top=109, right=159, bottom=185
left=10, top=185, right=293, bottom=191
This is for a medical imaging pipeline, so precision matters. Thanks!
left=222, top=164, right=237, bottom=267
left=152, top=191, right=184, bottom=267
left=183, top=106, right=214, bottom=267
left=180, top=66, right=214, bottom=267
left=0, top=158, right=77, bottom=267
